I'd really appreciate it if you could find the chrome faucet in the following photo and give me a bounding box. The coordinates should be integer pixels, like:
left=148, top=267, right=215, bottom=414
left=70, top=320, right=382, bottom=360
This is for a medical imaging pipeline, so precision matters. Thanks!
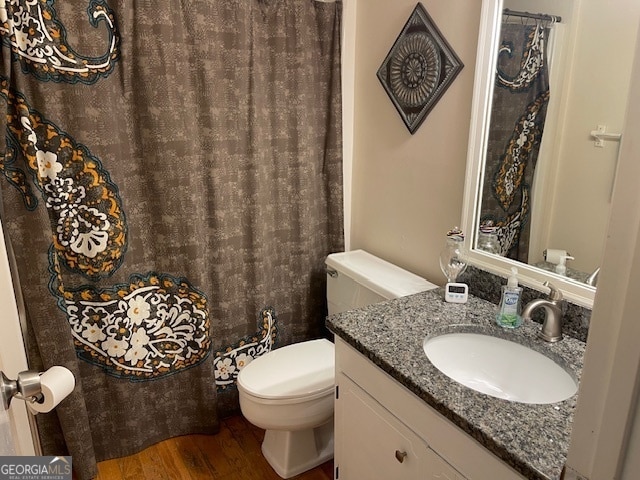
left=521, top=282, right=564, bottom=342
left=585, top=267, right=600, bottom=287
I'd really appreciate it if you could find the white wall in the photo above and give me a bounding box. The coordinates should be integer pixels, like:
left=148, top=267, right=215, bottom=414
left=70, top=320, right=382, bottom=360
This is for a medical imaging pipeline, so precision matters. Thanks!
left=561, top=17, right=640, bottom=478
left=341, top=0, right=357, bottom=251
left=622, top=391, right=640, bottom=479
left=546, top=0, right=640, bottom=274
left=349, top=0, right=482, bottom=285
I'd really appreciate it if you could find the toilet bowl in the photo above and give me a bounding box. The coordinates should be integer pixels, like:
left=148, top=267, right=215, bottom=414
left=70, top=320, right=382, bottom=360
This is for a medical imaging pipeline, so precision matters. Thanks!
left=237, top=250, right=438, bottom=478
left=237, top=338, right=335, bottom=479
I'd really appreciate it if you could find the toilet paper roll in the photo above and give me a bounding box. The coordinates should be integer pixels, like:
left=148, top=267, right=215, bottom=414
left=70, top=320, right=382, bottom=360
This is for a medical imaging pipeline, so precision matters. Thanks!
left=27, top=366, right=75, bottom=415
left=544, top=249, right=570, bottom=265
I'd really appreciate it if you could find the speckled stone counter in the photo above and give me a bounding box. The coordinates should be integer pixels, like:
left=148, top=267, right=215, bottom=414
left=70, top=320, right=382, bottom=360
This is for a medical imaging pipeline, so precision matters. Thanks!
left=326, top=288, right=586, bottom=480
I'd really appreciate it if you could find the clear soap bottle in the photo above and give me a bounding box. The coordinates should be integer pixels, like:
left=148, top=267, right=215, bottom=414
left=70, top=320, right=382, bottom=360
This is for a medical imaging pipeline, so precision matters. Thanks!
left=477, top=225, right=500, bottom=255
left=496, top=267, right=523, bottom=328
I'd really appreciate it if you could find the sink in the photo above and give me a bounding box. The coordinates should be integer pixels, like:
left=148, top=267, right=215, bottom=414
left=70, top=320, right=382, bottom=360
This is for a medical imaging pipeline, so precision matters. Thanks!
left=423, top=332, right=577, bottom=404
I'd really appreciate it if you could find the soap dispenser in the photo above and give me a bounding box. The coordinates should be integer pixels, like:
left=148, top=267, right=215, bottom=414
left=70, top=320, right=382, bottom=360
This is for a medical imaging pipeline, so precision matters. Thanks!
left=555, top=255, right=574, bottom=276
left=496, top=267, right=523, bottom=329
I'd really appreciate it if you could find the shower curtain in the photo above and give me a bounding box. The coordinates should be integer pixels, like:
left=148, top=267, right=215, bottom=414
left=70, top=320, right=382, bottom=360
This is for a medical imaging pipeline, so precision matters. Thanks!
left=480, top=20, right=550, bottom=262
left=0, top=1, right=343, bottom=478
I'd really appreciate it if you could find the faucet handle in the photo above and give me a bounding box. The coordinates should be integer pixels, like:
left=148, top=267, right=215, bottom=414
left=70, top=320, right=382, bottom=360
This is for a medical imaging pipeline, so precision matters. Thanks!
left=543, top=281, right=563, bottom=301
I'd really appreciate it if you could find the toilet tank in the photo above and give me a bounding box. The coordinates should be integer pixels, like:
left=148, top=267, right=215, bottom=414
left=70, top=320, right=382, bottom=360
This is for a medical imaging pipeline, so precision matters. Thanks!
left=325, top=250, right=438, bottom=315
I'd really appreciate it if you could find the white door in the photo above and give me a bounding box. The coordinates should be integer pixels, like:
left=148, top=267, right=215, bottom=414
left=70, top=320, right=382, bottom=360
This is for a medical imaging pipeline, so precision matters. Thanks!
left=0, top=217, right=37, bottom=455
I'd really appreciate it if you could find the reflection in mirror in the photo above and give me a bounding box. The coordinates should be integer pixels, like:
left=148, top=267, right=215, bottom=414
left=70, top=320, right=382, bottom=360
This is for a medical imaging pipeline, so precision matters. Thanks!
left=462, top=0, right=640, bottom=306
left=479, top=8, right=558, bottom=264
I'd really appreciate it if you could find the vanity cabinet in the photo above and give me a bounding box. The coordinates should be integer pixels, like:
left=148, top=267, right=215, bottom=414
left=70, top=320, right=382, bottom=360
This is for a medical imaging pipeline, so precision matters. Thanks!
left=334, top=337, right=525, bottom=480
left=336, top=372, right=465, bottom=479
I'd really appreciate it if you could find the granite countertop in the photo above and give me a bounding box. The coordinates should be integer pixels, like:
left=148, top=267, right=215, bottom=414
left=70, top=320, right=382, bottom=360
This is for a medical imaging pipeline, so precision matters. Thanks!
left=326, top=288, right=586, bottom=480
left=533, top=261, right=590, bottom=284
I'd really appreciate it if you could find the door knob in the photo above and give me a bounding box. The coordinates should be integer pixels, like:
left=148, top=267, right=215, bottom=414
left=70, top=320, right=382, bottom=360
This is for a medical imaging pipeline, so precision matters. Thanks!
left=1, top=370, right=41, bottom=410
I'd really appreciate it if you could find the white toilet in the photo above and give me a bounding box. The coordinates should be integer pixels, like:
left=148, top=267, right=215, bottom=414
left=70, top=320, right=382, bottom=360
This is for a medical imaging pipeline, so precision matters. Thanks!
left=237, top=249, right=437, bottom=478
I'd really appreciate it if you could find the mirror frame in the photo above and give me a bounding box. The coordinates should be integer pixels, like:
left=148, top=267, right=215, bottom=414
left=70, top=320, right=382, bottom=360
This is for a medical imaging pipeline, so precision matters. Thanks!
left=461, top=0, right=595, bottom=308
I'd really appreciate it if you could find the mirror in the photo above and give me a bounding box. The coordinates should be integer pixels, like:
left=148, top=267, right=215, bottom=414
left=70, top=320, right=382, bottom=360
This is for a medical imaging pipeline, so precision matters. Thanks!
left=462, top=0, right=639, bottom=307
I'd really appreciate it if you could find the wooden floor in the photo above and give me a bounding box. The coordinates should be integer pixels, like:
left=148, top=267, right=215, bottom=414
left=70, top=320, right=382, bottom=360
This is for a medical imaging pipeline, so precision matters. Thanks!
left=94, top=415, right=334, bottom=480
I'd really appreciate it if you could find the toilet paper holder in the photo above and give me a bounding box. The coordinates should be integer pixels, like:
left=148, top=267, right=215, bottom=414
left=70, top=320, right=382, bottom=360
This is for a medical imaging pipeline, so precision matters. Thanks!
left=1, top=369, right=46, bottom=411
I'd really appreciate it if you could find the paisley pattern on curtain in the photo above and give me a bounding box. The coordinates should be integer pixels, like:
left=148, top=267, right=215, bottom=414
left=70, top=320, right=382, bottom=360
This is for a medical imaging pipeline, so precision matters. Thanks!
left=480, top=22, right=550, bottom=262
left=1, top=79, right=127, bottom=277
left=0, top=0, right=119, bottom=83
left=493, top=90, right=549, bottom=210
left=47, top=249, right=212, bottom=381
left=0, top=2, right=343, bottom=479
left=214, top=307, right=278, bottom=391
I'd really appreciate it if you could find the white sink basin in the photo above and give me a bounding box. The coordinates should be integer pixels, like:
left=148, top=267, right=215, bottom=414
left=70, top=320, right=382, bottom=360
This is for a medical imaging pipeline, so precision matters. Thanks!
left=423, top=332, right=577, bottom=404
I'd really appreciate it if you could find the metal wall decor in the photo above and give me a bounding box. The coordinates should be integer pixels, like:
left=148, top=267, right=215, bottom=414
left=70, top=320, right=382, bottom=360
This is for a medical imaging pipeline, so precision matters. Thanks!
left=377, top=3, right=463, bottom=134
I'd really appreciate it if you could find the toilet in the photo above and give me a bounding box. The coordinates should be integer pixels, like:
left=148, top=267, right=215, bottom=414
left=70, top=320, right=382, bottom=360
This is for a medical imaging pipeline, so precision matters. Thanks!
left=237, top=249, right=438, bottom=478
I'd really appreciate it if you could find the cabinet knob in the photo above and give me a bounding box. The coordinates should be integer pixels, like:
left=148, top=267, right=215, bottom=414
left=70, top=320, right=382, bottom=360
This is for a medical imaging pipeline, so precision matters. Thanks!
left=395, top=450, right=407, bottom=463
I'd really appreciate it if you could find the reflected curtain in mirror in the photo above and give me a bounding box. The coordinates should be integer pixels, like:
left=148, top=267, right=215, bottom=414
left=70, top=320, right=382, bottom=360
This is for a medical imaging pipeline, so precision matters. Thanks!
left=480, top=20, right=551, bottom=263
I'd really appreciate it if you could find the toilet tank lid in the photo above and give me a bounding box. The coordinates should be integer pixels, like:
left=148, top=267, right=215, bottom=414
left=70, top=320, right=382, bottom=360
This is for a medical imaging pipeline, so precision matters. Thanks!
left=237, top=339, right=335, bottom=399
left=326, top=250, right=437, bottom=299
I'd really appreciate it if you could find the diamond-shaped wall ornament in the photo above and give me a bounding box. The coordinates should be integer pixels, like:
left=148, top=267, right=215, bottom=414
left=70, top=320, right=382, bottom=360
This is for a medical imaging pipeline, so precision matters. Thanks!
left=377, top=3, right=464, bottom=134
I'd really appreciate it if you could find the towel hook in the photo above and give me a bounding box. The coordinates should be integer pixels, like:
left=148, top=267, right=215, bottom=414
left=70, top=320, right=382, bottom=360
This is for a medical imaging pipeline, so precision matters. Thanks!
left=590, top=125, right=622, bottom=148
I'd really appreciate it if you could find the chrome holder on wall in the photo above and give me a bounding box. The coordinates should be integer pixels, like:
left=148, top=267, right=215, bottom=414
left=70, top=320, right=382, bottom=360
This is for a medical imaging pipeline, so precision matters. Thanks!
left=1, top=370, right=43, bottom=411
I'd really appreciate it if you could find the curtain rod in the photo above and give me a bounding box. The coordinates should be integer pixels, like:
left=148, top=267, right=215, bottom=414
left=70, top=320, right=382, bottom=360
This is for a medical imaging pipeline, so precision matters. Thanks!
left=503, top=8, right=562, bottom=23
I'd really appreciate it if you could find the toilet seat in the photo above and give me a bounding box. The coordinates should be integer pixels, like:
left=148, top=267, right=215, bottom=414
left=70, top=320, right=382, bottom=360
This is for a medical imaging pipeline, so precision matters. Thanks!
left=237, top=338, right=334, bottom=401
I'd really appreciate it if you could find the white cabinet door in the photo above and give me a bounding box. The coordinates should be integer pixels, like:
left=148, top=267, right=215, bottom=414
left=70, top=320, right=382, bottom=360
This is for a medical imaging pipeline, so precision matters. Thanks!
left=335, top=372, right=465, bottom=480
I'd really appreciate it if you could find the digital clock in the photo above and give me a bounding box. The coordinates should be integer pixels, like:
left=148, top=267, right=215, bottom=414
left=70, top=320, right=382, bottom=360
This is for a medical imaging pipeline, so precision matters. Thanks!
left=444, top=282, right=468, bottom=303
